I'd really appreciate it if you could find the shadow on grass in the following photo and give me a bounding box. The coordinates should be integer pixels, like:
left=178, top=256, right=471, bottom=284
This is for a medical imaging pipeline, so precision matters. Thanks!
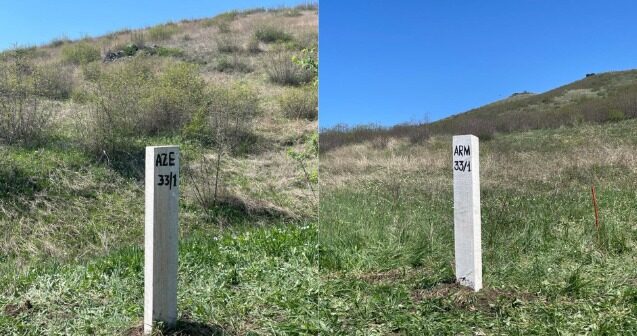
left=0, top=165, right=43, bottom=199
left=125, top=319, right=225, bottom=336
left=193, top=194, right=303, bottom=228
left=100, top=144, right=146, bottom=181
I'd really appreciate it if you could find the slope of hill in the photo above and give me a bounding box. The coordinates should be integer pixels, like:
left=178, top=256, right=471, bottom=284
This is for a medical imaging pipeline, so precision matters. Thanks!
left=319, top=119, right=637, bottom=334
left=321, top=69, right=637, bottom=152
left=0, top=5, right=319, bottom=335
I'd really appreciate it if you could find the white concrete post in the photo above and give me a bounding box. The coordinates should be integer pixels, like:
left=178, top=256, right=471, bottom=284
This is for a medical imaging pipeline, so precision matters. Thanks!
left=144, top=146, right=179, bottom=334
left=452, top=135, right=482, bottom=291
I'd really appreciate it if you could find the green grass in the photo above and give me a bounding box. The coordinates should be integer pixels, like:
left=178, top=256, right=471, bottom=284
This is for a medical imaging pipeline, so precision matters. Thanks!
left=0, top=222, right=318, bottom=335
left=0, top=135, right=319, bottom=334
left=319, top=121, right=637, bottom=334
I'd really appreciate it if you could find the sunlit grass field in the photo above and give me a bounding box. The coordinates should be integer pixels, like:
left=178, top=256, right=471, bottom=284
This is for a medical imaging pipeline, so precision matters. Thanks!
left=320, top=120, right=637, bottom=334
left=0, top=138, right=320, bottom=335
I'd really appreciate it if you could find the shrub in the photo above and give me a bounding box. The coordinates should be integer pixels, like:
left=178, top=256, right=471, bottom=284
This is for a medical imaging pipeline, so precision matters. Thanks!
left=254, top=26, right=293, bottom=43
left=216, top=36, right=242, bottom=53
left=265, top=51, right=314, bottom=86
left=81, top=62, right=102, bottom=82
left=32, top=63, right=74, bottom=100
left=71, top=87, right=92, bottom=104
left=147, top=23, right=179, bottom=41
left=61, top=42, right=101, bottom=65
left=142, top=62, right=206, bottom=133
left=184, top=83, right=260, bottom=149
left=84, top=57, right=206, bottom=157
left=0, top=56, right=53, bottom=145
left=279, top=88, right=317, bottom=120
left=215, top=56, right=252, bottom=73
left=606, top=109, right=625, bottom=122
left=246, top=38, right=261, bottom=54
left=183, top=83, right=260, bottom=207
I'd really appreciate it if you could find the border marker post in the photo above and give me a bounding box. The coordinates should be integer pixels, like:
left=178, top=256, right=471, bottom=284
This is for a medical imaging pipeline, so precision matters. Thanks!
left=452, top=135, right=482, bottom=291
left=144, top=145, right=180, bottom=334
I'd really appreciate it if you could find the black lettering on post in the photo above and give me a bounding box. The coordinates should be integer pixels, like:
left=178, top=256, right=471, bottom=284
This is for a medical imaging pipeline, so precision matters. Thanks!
left=169, top=152, right=175, bottom=166
left=454, top=145, right=471, bottom=157
left=156, top=153, right=169, bottom=166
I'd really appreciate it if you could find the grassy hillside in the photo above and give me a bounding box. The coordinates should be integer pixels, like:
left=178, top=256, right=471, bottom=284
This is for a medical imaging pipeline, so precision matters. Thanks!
left=321, top=69, right=637, bottom=152
left=0, top=5, right=319, bottom=335
left=320, top=120, right=637, bottom=334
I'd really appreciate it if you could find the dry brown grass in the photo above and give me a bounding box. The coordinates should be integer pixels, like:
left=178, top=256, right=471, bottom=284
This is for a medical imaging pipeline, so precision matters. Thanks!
left=320, top=122, right=637, bottom=193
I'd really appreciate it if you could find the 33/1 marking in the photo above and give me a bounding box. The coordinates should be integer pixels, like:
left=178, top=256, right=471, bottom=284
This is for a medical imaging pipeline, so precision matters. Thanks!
left=158, top=172, right=178, bottom=189
left=453, top=160, right=471, bottom=172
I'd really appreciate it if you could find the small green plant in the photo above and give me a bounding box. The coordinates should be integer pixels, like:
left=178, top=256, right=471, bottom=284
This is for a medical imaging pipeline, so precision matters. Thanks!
left=287, top=132, right=318, bottom=198
left=292, top=48, right=318, bottom=86
left=61, top=42, right=101, bottom=65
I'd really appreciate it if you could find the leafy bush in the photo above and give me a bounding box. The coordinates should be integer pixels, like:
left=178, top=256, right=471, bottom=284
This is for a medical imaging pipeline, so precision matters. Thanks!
left=83, top=57, right=206, bottom=156
left=265, top=51, right=314, bottom=86
left=142, top=62, right=206, bottom=133
left=32, top=63, right=74, bottom=100
left=147, top=23, right=179, bottom=41
left=0, top=56, right=53, bottom=145
left=279, top=88, right=317, bottom=120
left=184, top=83, right=260, bottom=149
left=254, top=26, right=293, bottom=43
left=61, top=42, right=101, bottom=65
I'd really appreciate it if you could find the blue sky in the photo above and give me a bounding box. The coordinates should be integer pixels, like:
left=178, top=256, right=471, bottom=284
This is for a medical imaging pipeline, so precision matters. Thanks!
left=319, top=1, right=637, bottom=128
left=0, top=0, right=308, bottom=51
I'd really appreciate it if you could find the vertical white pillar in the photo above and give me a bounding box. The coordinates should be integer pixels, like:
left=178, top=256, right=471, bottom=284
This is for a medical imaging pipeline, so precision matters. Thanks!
left=144, top=146, right=179, bottom=334
left=452, top=135, right=482, bottom=291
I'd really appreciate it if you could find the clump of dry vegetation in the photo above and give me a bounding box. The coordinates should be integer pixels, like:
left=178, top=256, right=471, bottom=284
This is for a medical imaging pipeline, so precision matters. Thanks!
left=0, top=53, right=55, bottom=144
left=279, top=87, right=318, bottom=120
